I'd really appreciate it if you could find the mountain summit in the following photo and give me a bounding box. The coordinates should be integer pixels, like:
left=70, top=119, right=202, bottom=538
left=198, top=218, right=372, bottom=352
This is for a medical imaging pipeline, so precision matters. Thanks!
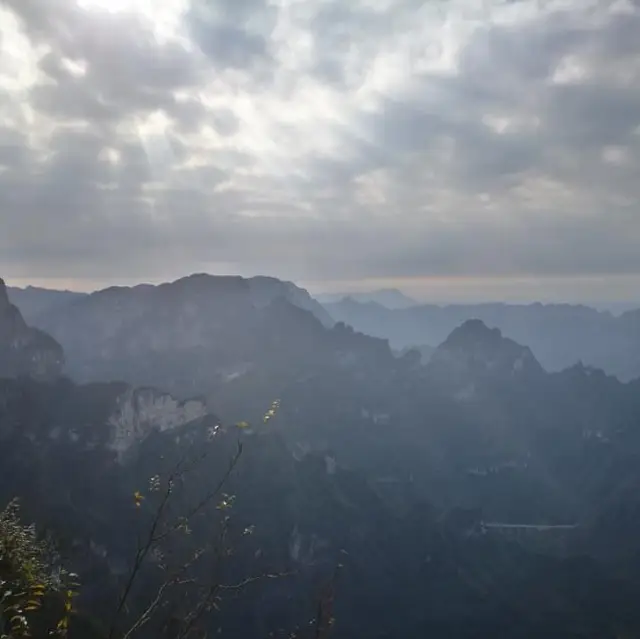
left=0, top=277, right=64, bottom=380
left=24, top=274, right=347, bottom=412
left=429, top=318, right=544, bottom=383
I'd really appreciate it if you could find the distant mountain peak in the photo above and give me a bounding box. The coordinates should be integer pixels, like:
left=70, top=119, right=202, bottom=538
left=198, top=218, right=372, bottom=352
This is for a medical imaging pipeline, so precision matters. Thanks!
left=104, top=273, right=335, bottom=327
left=429, top=319, right=543, bottom=383
left=26, top=273, right=347, bottom=402
left=440, top=319, right=503, bottom=349
left=319, top=288, right=418, bottom=310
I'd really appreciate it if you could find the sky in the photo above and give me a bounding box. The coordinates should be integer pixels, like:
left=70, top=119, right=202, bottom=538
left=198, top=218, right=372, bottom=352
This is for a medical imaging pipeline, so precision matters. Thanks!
left=1, top=0, right=640, bottom=303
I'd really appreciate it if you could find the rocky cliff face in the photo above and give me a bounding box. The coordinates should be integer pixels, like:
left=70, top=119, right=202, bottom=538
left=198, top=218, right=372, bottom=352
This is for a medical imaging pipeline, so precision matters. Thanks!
left=0, top=277, right=64, bottom=380
left=107, top=387, right=208, bottom=457
left=0, top=378, right=209, bottom=457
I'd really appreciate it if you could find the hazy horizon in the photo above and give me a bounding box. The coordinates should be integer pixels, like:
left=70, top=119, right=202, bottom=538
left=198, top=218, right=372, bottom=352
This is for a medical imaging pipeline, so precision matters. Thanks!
left=4, top=272, right=640, bottom=312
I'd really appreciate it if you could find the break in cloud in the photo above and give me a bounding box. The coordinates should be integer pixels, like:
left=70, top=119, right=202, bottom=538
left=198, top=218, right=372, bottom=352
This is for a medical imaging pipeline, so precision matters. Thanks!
left=1, top=0, right=640, bottom=299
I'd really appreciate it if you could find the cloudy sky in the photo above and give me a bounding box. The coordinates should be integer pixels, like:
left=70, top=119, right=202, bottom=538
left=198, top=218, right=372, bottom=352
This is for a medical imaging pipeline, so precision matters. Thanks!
left=1, top=0, right=639, bottom=302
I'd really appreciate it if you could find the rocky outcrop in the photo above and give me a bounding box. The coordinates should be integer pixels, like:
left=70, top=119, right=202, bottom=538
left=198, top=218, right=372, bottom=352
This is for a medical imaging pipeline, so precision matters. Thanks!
left=107, top=387, right=208, bottom=456
left=0, top=378, right=209, bottom=458
left=0, top=277, right=64, bottom=380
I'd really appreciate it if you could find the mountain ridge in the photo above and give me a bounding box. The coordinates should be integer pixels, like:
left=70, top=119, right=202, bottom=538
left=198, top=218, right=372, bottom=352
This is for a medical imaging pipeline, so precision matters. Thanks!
left=316, top=288, right=419, bottom=309
left=7, top=284, right=88, bottom=325
left=324, top=297, right=640, bottom=381
left=0, top=277, right=64, bottom=380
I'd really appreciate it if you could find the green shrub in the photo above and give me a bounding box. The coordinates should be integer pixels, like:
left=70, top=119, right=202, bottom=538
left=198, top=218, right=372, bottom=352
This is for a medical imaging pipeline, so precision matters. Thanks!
left=0, top=499, right=78, bottom=638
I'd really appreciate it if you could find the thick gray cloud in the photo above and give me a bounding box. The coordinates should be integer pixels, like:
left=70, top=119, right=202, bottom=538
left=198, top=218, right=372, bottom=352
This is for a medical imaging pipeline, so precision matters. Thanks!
left=1, top=0, right=640, bottom=299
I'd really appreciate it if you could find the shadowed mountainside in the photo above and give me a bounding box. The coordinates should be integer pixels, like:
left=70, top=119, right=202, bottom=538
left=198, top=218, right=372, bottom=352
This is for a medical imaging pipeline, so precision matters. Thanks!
left=0, top=278, right=64, bottom=380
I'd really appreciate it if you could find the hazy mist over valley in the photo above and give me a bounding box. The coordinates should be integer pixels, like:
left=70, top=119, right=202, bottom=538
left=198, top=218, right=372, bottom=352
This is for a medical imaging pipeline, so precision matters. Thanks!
left=3, top=0, right=640, bottom=638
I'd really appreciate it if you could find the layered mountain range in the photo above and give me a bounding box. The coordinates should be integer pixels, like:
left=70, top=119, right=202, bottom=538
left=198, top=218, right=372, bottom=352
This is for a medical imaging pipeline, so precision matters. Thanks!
left=316, top=288, right=419, bottom=309
left=3, top=275, right=640, bottom=638
left=325, top=297, right=640, bottom=380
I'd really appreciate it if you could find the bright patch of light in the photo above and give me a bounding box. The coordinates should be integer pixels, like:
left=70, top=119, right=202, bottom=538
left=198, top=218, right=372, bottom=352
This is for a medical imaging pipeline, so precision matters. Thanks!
left=75, top=0, right=189, bottom=42
left=77, top=0, right=144, bottom=14
left=61, top=58, right=87, bottom=78
left=98, top=147, right=121, bottom=166
left=0, top=8, right=44, bottom=92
